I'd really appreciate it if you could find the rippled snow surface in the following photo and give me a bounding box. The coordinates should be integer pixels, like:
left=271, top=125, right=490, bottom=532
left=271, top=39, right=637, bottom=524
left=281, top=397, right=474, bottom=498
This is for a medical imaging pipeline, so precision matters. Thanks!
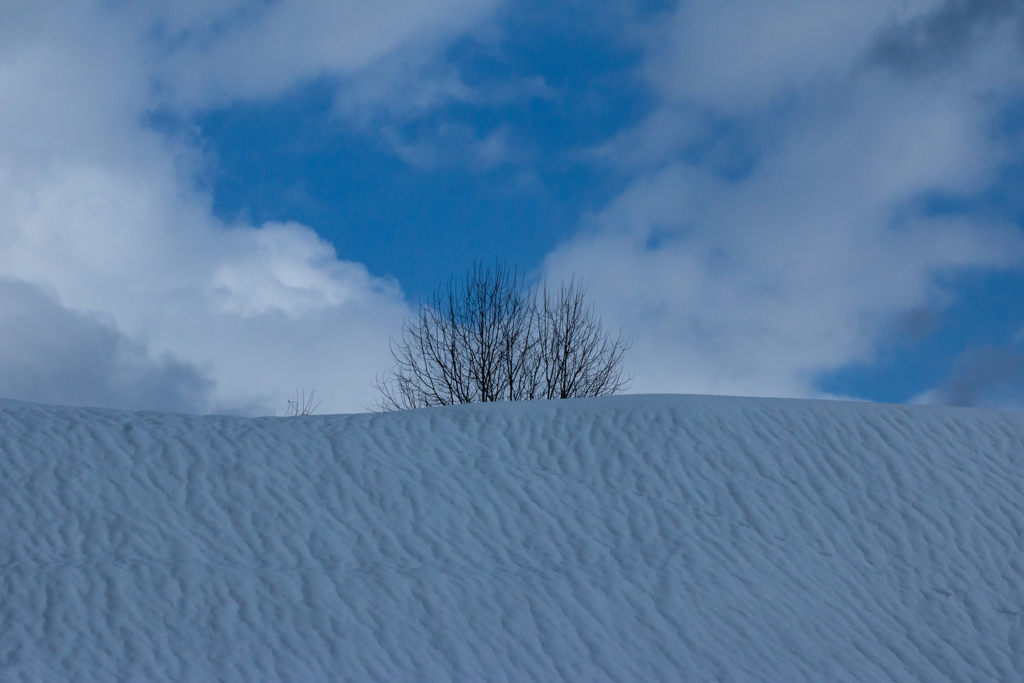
left=2, top=394, right=1024, bottom=681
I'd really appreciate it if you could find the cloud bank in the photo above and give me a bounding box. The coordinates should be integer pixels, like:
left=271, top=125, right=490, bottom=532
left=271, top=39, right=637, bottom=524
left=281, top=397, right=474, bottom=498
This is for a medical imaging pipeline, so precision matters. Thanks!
left=0, top=0, right=499, bottom=414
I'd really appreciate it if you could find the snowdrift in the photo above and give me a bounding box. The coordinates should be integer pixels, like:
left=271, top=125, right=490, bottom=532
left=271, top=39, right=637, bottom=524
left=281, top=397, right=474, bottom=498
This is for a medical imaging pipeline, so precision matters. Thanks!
left=2, top=394, right=1023, bottom=681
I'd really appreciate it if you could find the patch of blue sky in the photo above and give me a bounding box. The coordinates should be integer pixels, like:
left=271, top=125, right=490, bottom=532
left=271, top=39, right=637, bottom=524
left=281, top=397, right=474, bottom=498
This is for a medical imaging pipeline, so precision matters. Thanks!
left=175, top=4, right=655, bottom=301
left=817, top=268, right=1024, bottom=406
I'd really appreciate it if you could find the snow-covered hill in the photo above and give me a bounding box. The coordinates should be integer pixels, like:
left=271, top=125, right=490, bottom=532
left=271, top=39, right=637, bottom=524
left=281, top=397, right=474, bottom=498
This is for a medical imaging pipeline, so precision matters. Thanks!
left=2, top=395, right=1023, bottom=681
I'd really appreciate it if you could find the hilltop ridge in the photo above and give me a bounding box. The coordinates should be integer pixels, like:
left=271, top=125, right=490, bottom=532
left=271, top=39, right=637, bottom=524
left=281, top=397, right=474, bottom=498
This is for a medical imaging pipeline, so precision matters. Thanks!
left=2, top=394, right=1023, bottom=681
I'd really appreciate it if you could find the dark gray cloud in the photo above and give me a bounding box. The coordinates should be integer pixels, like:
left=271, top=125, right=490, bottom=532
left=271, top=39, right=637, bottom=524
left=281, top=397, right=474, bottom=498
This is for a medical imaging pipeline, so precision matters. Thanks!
left=871, top=0, right=1024, bottom=73
left=896, top=306, right=944, bottom=343
left=931, top=345, right=1024, bottom=407
left=0, top=279, right=213, bottom=413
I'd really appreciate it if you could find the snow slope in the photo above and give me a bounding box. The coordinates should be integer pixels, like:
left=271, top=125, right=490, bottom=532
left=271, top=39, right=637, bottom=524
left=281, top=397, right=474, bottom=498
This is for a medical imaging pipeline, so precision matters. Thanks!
left=2, top=394, right=1023, bottom=682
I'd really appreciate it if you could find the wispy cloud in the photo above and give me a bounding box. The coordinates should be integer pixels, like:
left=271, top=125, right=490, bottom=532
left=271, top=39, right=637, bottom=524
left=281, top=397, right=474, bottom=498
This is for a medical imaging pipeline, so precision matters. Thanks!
left=151, top=0, right=503, bottom=108
left=545, top=0, right=1024, bottom=401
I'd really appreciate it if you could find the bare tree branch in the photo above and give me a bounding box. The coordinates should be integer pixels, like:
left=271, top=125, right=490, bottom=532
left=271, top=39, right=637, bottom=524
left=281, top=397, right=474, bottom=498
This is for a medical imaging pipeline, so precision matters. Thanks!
left=371, top=261, right=630, bottom=411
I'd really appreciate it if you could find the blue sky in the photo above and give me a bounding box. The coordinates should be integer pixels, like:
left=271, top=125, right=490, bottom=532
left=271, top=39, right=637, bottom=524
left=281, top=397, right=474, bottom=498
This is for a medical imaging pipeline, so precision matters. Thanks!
left=1, top=0, right=1023, bottom=414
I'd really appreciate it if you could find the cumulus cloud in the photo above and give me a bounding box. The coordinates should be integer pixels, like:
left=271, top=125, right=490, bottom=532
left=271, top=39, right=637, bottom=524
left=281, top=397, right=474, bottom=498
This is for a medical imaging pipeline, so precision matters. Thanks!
left=545, top=0, right=1024, bottom=401
left=0, top=0, right=499, bottom=414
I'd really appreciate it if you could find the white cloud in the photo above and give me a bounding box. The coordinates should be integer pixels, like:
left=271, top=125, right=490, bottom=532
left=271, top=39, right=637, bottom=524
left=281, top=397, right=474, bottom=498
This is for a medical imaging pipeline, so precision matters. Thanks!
left=646, top=0, right=941, bottom=113
left=152, top=0, right=502, bottom=108
left=0, top=0, right=502, bottom=414
left=330, top=39, right=552, bottom=169
left=546, top=0, right=1024, bottom=400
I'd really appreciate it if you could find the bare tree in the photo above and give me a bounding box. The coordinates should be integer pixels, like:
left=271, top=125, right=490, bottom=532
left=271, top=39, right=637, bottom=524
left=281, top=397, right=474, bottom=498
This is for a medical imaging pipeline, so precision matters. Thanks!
left=283, top=390, right=321, bottom=416
left=373, top=262, right=630, bottom=411
left=536, top=277, right=630, bottom=399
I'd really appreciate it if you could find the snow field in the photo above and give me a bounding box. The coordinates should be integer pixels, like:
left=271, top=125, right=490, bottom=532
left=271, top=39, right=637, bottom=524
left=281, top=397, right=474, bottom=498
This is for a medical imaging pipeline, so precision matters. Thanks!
left=1, top=394, right=1023, bottom=681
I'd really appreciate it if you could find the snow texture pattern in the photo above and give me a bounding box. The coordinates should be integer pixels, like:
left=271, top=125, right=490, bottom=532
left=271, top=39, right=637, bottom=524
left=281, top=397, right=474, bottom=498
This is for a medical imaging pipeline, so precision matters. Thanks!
left=1, top=394, right=1023, bottom=681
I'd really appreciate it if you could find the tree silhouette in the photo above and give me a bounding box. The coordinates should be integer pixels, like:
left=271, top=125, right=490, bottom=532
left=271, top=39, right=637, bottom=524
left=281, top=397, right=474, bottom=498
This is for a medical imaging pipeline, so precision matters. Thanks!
left=373, top=262, right=630, bottom=411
